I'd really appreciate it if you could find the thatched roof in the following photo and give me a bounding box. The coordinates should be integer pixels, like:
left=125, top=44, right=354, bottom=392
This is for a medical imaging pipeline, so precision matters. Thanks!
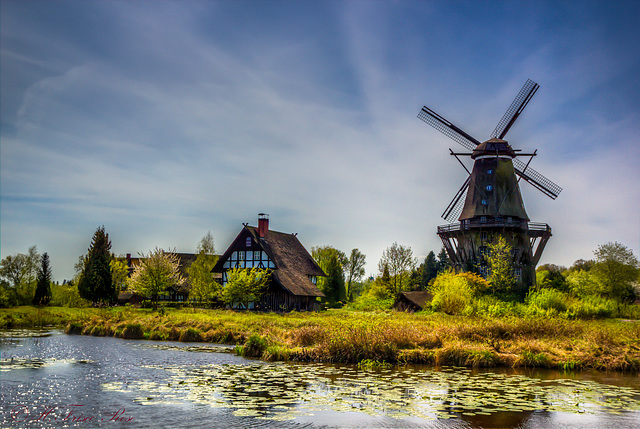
left=394, top=291, right=433, bottom=311
left=213, top=225, right=325, bottom=298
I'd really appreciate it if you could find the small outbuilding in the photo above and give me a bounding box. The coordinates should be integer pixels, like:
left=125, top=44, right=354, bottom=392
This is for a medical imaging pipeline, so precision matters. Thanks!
left=393, top=291, right=433, bottom=312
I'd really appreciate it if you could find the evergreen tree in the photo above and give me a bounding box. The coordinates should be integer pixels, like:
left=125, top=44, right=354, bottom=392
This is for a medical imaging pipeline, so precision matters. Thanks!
left=420, top=251, right=439, bottom=289
left=33, top=253, right=52, bottom=306
left=78, top=226, right=115, bottom=304
left=437, top=248, right=450, bottom=273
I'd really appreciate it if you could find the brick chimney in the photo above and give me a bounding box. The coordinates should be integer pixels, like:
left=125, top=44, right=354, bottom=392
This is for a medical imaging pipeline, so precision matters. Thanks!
left=258, top=213, right=269, bottom=238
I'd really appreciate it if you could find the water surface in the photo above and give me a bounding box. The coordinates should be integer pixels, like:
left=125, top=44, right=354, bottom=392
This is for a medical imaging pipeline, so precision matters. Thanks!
left=1, top=330, right=638, bottom=428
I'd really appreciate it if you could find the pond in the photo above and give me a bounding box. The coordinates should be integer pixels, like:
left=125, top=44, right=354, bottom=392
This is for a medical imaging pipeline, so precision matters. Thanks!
left=1, top=330, right=639, bottom=428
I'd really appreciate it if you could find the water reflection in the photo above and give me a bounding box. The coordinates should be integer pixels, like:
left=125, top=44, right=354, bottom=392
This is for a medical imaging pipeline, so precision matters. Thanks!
left=1, top=329, right=639, bottom=428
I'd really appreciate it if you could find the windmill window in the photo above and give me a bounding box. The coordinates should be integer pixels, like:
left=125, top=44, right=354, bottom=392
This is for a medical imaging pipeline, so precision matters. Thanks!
left=481, top=200, right=488, bottom=206
left=487, top=169, right=493, bottom=174
left=486, top=185, right=493, bottom=191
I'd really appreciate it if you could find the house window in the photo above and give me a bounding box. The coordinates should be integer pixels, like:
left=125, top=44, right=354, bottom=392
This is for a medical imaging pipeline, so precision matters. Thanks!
left=514, top=267, right=522, bottom=281
left=308, top=276, right=317, bottom=285
left=479, top=246, right=488, bottom=256
left=482, top=231, right=488, bottom=241
left=246, top=237, right=252, bottom=247
left=481, top=216, right=487, bottom=222
left=238, top=251, right=245, bottom=261
left=253, top=251, right=261, bottom=261
left=507, top=216, right=513, bottom=223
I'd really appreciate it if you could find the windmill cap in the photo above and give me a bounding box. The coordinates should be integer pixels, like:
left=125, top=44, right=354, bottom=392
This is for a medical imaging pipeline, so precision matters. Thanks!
left=472, top=138, right=516, bottom=159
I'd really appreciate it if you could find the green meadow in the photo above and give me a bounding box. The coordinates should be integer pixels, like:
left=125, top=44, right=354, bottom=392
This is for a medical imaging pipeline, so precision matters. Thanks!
left=1, top=306, right=639, bottom=372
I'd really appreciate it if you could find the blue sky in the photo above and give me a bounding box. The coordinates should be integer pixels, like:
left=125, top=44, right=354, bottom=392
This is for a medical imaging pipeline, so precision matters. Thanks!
left=2, top=0, right=639, bottom=281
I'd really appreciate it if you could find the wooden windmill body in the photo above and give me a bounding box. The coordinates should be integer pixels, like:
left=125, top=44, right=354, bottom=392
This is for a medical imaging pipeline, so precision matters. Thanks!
left=418, top=80, right=561, bottom=296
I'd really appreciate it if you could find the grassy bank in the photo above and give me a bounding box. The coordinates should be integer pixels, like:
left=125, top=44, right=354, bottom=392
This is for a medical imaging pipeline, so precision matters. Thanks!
left=1, top=306, right=639, bottom=372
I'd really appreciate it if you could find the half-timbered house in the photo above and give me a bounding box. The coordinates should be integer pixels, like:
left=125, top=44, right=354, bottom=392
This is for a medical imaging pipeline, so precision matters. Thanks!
left=212, top=214, right=325, bottom=312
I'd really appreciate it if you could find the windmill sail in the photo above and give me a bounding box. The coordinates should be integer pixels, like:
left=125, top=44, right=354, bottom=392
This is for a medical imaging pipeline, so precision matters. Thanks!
left=418, top=107, right=480, bottom=151
left=491, top=79, right=539, bottom=140
left=442, top=177, right=470, bottom=222
left=513, top=158, right=562, bottom=199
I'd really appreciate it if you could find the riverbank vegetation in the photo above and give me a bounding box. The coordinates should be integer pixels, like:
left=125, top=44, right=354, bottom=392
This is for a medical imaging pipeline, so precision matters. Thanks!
left=1, top=305, right=639, bottom=372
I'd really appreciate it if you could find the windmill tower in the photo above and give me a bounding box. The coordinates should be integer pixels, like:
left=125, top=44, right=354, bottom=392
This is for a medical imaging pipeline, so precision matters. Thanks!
left=418, top=79, right=561, bottom=297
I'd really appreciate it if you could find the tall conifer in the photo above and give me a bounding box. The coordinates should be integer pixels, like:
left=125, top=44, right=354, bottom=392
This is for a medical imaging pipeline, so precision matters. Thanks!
left=33, top=252, right=52, bottom=305
left=78, top=226, right=114, bottom=304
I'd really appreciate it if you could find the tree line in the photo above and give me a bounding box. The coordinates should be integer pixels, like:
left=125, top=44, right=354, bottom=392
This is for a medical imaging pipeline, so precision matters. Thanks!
left=2, top=225, right=638, bottom=314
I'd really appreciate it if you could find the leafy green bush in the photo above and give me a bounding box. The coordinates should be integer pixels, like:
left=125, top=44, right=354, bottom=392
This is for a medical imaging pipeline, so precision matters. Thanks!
left=430, top=272, right=473, bottom=315
left=464, top=295, right=525, bottom=317
left=526, top=288, right=573, bottom=313
left=345, top=295, right=393, bottom=311
left=51, top=284, right=90, bottom=307
left=566, top=295, right=616, bottom=319
left=0, top=285, right=18, bottom=308
left=565, top=270, right=603, bottom=298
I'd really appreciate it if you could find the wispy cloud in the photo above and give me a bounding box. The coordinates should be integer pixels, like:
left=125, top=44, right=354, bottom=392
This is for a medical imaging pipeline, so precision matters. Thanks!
left=2, top=0, right=639, bottom=280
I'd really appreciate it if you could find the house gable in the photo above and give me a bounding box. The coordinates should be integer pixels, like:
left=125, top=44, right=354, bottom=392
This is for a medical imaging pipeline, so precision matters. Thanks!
left=213, top=223, right=325, bottom=299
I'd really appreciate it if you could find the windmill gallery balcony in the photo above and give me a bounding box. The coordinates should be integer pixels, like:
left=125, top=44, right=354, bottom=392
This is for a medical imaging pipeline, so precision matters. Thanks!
left=437, top=219, right=552, bottom=237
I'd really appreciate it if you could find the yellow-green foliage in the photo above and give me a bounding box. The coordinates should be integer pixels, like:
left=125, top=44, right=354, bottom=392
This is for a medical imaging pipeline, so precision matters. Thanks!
left=51, top=284, right=90, bottom=307
left=430, top=271, right=488, bottom=315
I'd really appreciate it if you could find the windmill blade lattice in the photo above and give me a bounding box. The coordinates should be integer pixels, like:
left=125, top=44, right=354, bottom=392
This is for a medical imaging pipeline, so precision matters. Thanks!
left=491, top=79, right=539, bottom=140
left=442, top=176, right=470, bottom=222
left=512, top=158, right=562, bottom=199
left=418, top=107, right=480, bottom=151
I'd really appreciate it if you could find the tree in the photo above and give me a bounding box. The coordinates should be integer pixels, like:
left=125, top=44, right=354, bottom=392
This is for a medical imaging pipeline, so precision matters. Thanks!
left=312, top=246, right=347, bottom=303
left=187, top=233, right=220, bottom=304
left=378, top=242, right=417, bottom=295
left=0, top=246, right=40, bottom=304
left=33, top=253, right=52, bottom=306
left=486, top=236, right=516, bottom=297
left=344, top=249, right=366, bottom=301
left=437, top=247, right=450, bottom=273
left=197, top=231, right=215, bottom=255
left=78, top=226, right=115, bottom=304
left=110, top=257, right=129, bottom=295
left=128, top=248, right=185, bottom=308
left=420, top=251, right=439, bottom=290
left=221, top=267, right=270, bottom=310
left=592, top=242, right=639, bottom=303
left=569, top=259, right=595, bottom=272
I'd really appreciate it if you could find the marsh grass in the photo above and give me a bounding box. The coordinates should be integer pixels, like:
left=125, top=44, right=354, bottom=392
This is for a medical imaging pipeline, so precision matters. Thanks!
left=2, top=306, right=639, bottom=371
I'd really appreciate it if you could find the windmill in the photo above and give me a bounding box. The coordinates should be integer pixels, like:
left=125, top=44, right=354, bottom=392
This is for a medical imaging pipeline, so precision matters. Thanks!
left=418, top=79, right=561, bottom=295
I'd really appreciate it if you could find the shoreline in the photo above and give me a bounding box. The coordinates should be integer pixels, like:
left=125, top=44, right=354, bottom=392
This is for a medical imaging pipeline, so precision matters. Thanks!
left=1, top=306, right=639, bottom=372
